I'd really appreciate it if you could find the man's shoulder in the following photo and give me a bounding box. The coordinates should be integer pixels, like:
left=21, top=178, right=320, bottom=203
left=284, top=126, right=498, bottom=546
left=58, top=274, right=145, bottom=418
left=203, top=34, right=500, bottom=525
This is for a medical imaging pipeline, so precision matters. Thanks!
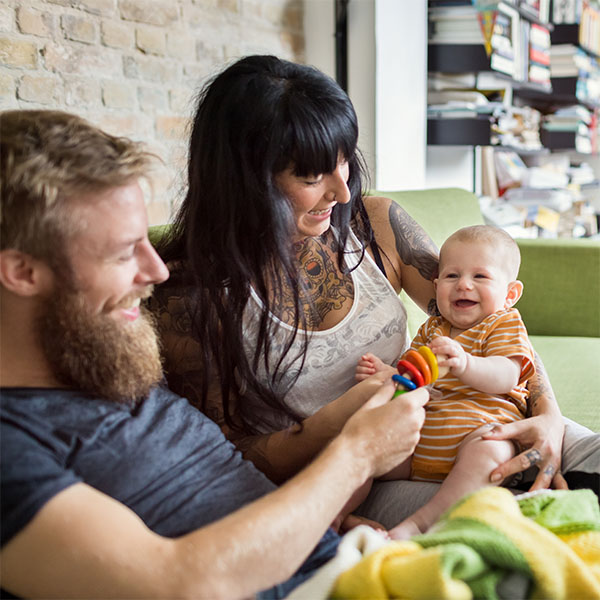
left=0, top=385, right=211, bottom=432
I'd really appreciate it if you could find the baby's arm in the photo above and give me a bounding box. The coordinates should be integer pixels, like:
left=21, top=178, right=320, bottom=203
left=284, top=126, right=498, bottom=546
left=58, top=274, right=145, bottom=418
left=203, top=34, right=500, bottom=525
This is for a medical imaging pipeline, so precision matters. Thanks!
left=429, top=336, right=521, bottom=395
left=355, top=353, right=398, bottom=382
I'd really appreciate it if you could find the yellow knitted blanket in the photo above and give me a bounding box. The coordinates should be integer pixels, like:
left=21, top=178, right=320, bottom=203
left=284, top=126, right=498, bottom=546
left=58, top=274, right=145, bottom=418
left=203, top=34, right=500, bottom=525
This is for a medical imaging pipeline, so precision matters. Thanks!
left=290, top=487, right=600, bottom=599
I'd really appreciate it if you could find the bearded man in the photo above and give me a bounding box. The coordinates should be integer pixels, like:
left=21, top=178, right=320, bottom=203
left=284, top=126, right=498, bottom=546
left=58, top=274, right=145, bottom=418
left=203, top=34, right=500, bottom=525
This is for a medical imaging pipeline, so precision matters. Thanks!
left=0, top=110, right=429, bottom=599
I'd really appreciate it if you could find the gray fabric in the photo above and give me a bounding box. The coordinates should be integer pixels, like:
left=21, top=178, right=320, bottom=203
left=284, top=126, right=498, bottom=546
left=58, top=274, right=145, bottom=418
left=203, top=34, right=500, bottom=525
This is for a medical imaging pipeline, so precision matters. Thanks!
left=356, top=417, right=600, bottom=530
left=561, top=417, right=600, bottom=474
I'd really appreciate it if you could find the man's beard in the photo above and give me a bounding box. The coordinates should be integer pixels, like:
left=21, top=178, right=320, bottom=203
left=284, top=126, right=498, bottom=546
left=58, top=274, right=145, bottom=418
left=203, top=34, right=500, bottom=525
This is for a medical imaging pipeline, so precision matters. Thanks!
left=38, top=285, right=163, bottom=404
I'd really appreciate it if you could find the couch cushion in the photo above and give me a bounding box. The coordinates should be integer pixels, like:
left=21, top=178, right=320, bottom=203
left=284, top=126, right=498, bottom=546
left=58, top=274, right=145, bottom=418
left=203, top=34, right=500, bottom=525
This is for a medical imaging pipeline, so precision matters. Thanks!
left=379, top=188, right=484, bottom=337
left=517, top=239, right=600, bottom=338
left=375, top=187, right=484, bottom=248
left=530, top=335, right=599, bottom=432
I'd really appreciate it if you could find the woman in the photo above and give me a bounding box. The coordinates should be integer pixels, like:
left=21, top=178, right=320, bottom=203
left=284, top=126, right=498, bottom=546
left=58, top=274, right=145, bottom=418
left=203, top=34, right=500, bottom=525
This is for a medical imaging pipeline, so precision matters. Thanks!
left=151, top=55, right=586, bottom=528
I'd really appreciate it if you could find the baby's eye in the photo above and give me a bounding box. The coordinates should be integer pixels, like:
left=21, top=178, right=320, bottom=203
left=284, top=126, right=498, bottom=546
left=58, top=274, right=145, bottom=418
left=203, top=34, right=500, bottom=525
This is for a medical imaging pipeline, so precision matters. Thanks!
left=474, top=274, right=488, bottom=279
left=445, top=273, right=458, bottom=278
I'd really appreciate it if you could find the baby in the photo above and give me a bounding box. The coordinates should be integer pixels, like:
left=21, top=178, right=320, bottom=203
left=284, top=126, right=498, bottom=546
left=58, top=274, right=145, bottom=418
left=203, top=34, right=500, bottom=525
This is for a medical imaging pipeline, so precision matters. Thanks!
left=356, top=225, right=536, bottom=539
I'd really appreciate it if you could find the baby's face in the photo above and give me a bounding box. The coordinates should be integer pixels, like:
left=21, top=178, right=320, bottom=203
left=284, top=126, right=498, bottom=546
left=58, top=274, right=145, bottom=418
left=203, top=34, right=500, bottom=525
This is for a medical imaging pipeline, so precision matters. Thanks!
left=435, top=240, right=514, bottom=331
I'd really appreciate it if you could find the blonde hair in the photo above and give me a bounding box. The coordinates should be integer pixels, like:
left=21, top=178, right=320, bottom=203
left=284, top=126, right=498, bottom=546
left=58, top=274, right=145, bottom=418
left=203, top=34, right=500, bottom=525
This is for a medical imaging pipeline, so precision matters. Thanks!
left=0, top=110, right=155, bottom=265
left=441, top=225, right=521, bottom=280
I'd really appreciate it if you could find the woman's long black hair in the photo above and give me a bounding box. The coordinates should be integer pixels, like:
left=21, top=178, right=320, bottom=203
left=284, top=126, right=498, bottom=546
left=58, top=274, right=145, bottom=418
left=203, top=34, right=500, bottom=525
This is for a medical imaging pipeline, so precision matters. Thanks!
left=159, top=55, right=373, bottom=434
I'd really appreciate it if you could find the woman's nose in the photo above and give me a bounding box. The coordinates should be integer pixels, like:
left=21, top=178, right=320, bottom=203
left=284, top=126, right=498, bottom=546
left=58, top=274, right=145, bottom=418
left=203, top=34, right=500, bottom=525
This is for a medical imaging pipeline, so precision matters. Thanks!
left=328, top=164, right=351, bottom=204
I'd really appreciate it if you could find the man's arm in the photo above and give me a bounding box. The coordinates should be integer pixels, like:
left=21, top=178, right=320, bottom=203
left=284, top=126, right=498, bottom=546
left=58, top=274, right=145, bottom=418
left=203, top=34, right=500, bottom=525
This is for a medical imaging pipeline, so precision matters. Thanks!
left=1, top=382, right=428, bottom=600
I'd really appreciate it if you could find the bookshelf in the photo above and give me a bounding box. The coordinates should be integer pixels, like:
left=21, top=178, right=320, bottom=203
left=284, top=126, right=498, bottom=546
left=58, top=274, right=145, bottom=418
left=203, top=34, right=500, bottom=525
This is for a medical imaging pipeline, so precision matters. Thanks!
left=426, top=0, right=600, bottom=238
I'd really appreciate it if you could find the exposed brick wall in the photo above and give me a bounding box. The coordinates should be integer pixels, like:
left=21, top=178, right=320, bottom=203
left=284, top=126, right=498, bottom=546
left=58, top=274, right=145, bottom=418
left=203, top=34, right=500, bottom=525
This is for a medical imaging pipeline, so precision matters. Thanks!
left=0, top=0, right=304, bottom=224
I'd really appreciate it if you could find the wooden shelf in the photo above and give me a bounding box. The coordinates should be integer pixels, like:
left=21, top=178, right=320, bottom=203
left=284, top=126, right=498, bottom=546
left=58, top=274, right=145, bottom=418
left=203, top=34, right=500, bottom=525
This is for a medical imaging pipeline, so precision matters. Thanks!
left=428, top=44, right=490, bottom=74
left=427, top=117, right=492, bottom=145
left=551, top=24, right=600, bottom=59
left=514, top=77, right=600, bottom=110
left=494, top=145, right=549, bottom=155
left=540, top=129, right=594, bottom=154
left=428, top=45, right=552, bottom=93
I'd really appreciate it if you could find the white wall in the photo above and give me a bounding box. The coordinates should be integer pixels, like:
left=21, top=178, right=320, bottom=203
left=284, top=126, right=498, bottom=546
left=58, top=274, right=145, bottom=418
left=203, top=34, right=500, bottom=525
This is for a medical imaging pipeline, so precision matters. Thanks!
left=304, top=0, right=336, bottom=78
left=347, top=0, right=376, bottom=184
left=305, top=0, right=428, bottom=191
left=373, top=0, right=427, bottom=191
left=426, top=146, right=482, bottom=194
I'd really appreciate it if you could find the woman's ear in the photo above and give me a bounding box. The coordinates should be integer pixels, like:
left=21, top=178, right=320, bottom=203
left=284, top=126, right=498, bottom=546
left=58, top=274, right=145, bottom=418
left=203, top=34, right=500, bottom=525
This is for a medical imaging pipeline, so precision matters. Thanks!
left=504, top=279, right=523, bottom=308
left=0, top=250, right=54, bottom=297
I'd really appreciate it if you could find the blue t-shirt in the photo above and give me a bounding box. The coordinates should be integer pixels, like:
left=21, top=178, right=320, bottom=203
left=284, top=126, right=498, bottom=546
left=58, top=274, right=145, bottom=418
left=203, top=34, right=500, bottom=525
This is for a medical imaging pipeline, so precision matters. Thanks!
left=1, top=385, right=339, bottom=598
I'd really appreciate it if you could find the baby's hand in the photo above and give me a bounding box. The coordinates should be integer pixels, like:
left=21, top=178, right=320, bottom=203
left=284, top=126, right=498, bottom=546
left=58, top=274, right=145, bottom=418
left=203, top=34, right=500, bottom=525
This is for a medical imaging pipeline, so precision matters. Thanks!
left=428, top=336, right=468, bottom=377
left=355, top=353, right=396, bottom=382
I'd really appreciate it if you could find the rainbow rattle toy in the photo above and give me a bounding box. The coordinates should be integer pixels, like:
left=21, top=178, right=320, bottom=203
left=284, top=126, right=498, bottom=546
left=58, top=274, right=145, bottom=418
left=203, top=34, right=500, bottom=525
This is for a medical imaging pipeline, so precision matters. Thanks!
left=392, top=346, right=449, bottom=397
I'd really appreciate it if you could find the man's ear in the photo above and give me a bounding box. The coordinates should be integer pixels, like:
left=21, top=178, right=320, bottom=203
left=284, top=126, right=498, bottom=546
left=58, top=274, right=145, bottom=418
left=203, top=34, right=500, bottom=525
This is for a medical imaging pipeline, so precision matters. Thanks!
left=504, top=280, right=523, bottom=308
left=0, top=249, right=54, bottom=296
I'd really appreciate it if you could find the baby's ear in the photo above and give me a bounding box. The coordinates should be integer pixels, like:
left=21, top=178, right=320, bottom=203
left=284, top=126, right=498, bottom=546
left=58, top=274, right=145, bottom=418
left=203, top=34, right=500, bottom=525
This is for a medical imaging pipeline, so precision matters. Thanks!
left=505, top=280, right=523, bottom=308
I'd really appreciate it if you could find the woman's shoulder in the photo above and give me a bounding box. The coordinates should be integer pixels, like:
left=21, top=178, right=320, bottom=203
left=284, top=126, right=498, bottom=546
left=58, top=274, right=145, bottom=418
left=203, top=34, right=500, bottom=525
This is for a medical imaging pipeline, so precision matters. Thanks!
left=362, top=194, right=393, bottom=224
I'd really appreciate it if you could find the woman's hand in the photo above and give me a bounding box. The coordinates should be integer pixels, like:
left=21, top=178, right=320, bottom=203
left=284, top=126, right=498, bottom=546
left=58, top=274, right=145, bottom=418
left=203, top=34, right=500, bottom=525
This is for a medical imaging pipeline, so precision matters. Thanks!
left=483, top=414, right=567, bottom=490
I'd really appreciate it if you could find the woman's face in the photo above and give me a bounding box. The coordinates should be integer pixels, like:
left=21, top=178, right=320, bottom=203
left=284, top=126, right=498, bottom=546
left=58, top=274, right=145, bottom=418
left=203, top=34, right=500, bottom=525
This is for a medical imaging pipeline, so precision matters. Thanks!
left=275, top=156, right=351, bottom=242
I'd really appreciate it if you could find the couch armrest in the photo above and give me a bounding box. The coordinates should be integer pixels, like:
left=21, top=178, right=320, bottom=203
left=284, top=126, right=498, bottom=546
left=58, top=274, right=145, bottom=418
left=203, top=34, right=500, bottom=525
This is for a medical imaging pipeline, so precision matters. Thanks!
left=516, top=238, right=600, bottom=338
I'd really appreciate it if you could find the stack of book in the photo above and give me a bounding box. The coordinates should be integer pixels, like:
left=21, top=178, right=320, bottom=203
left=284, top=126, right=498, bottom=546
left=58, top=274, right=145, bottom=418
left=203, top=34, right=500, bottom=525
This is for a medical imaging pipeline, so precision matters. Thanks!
left=491, top=7, right=516, bottom=77
left=528, top=23, right=551, bottom=86
left=550, top=44, right=595, bottom=77
left=541, top=104, right=596, bottom=154
left=580, top=1, right=600, bottom=56
left=428, top=4, right=484, bottom=44
left=549, top=43, right=600, bottom=106
left=518, top=0, right=551, bottom=23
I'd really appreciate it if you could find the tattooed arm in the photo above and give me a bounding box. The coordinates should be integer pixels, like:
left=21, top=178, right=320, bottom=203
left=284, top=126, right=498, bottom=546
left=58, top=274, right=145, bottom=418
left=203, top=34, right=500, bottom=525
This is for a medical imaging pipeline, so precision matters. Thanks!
left=363, top=196, right=439, bottom=315
left=483, top=352, right=567, bottom=490
left=148, top=280, right=405, bottom=483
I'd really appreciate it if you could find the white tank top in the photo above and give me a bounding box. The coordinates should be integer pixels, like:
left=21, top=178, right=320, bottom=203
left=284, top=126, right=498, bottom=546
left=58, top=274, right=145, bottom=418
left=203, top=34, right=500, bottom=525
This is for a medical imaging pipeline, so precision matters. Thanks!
left=242, top=229, right=410, bottom=433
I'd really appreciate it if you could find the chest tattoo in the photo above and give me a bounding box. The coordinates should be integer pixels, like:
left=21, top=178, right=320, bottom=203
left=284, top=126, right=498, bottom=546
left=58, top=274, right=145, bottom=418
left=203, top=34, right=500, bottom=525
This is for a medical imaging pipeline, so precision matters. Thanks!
left=273, top=238, right=354, bottom=329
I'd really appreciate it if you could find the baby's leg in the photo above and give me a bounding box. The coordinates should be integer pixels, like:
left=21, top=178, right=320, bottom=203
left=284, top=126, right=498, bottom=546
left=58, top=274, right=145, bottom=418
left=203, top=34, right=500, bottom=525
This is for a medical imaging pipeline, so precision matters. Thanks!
left=356, top=353, right=397, bottom=382
left=389, top=424, right=516, bottom=540
left=334, top=458, right=412, bottom=534
left=381, top=456, right=412, bottom=481
left=331, top=479, right=386, bottom=534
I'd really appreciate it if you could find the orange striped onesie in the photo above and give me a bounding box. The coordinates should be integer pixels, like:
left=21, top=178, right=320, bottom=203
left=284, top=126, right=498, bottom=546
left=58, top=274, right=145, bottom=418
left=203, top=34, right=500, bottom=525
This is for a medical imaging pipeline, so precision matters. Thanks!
left=409, top=308, right=536, bottom=482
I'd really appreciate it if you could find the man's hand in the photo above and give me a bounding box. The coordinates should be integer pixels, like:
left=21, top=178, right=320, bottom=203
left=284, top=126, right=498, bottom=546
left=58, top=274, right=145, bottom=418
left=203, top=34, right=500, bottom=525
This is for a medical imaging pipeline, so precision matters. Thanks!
left=340, top=380, right=429, bottom=479
left=483, top=415, right=568, bottom=490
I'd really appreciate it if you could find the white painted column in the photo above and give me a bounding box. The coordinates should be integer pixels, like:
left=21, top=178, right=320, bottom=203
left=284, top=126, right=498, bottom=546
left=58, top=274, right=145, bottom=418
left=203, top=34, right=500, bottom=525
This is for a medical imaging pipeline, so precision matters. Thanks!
left=305, top=0, right=428, bottom=191
left=373, top=0, right=427, bottom=190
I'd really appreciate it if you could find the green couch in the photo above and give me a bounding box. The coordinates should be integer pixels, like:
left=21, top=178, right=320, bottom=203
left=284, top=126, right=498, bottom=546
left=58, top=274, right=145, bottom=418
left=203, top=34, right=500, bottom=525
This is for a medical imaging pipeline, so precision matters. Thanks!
left=149, top=187, right=599, bottom=432
left=380, top=187, right=600, bottom=433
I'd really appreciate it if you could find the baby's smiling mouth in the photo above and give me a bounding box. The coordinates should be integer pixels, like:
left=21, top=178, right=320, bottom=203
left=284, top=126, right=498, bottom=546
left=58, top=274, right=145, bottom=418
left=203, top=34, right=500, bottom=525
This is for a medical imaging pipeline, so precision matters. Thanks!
left=454, top=299, right=477, bottom=308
